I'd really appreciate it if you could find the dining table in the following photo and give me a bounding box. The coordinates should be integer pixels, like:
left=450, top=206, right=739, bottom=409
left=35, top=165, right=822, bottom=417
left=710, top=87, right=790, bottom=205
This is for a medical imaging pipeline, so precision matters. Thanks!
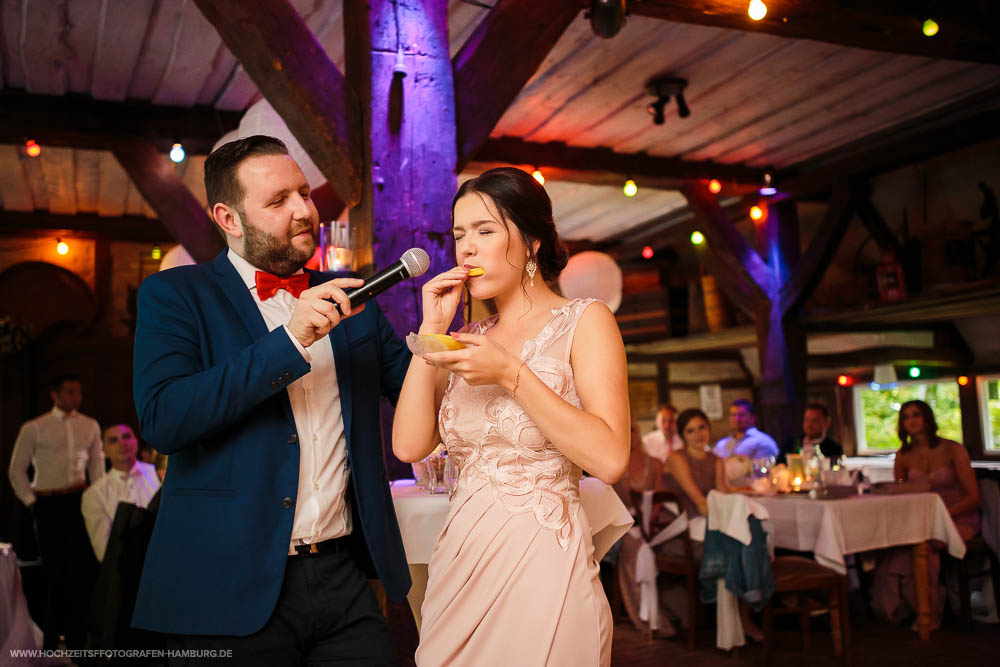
left=755, top=491, right=967, bottom=639
left=389, top=476, right=633, bottom=629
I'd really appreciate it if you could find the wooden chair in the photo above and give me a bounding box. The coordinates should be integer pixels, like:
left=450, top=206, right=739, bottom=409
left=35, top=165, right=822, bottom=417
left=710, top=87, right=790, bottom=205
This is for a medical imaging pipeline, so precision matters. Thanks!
left=763, top=556, right=851, bottom=667
left=629, top=490, right=701, bottom=649
left=949, top=533, right=1000, bottom=627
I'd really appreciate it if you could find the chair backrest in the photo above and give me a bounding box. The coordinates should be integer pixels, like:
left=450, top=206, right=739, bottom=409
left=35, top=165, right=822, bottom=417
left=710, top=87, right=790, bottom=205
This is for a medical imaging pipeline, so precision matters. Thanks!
left=629, top=489, right=685, bottom=542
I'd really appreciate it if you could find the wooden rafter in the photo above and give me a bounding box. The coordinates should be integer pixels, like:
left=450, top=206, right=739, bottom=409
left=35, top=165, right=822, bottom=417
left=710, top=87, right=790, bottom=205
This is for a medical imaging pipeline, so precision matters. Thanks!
left=0, top=91, right=240, bottom=154
left=454, top=0, right=581, bottom=170
left=0, top=210, right=171, bottom=243
left=193, top=0, right=363, bottom=206
left=625, top=0, right=1000, bottom=65
left=110, top=140, right=223, bottom=262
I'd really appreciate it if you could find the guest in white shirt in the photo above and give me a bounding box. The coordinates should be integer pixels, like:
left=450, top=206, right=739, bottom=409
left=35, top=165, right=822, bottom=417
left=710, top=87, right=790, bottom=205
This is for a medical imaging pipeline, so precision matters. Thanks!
left=7, top=375, right=103, bottom=649
left=81, top=425, right=161, bottom=562
left=712, top=400, right=779, bottom=485
left=641, top=403, right=684, bottom=462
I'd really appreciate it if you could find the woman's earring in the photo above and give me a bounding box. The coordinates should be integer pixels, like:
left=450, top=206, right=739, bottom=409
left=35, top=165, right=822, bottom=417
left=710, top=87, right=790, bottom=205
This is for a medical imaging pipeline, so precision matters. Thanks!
left=525, top=260, right=537, bottom=287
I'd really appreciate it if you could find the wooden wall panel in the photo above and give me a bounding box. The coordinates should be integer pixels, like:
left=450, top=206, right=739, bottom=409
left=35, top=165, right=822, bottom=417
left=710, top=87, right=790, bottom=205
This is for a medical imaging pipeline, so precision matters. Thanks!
left=127, top=0, right=185, bottom=100
left=0, top=146, right=34, bottom=212
left=92, top=0, right=155, bottom=100
left=97, top=151, right=128, bottom=216
left=74, top=149, right=101, bottom=213
left=0, top=0, right=27, bottom=89
left=39, top=148, right=76, bottom=215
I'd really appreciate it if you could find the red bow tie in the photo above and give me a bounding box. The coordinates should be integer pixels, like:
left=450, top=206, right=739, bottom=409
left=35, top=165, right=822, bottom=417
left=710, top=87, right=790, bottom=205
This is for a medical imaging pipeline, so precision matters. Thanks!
left=255, top=271, right=310, bottom=300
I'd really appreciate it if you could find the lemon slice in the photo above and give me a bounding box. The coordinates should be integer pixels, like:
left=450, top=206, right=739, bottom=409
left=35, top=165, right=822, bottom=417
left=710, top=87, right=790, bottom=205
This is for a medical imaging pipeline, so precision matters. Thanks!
left=467, top=267, right=485, bottom=276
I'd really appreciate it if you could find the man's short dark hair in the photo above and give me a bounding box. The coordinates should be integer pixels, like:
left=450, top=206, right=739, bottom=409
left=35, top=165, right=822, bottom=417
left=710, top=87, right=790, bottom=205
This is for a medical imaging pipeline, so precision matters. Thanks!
left=805, top=401, right=830, bottom=419
left=657, top=404, right=678, bottom=415
left=204, top=135, right=289, bottom=215
left=49, top=374, right=81, bottom=392
left=731, top=398, right=755, bottom=414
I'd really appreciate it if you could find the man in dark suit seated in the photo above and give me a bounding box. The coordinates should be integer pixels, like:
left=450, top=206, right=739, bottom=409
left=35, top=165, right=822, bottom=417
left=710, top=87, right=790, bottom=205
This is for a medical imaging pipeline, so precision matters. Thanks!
left=778, top=401, right=844, bottom=464
left=130, top=136, right=411, bottom=665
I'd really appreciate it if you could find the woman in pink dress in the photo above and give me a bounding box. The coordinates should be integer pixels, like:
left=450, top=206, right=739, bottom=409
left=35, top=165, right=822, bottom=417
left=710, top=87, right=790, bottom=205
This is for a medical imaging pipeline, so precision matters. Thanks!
left=392, top=167, right=630, bottom=666
left=872, top=399, right=980, bottom=628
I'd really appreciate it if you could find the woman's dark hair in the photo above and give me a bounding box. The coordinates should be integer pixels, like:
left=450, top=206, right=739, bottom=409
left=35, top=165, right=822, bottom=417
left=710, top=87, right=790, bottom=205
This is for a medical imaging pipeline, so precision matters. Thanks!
left=676, top=408, right=710, bottom=446
left=452, top=167, right=568, bottom=282
left=897, top=399, right=941, bottom=453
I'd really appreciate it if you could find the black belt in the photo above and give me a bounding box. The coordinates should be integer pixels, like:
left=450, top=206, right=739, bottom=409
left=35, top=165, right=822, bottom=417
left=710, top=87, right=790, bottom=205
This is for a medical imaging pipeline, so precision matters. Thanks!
left=289, top=536, right=350, bottom=557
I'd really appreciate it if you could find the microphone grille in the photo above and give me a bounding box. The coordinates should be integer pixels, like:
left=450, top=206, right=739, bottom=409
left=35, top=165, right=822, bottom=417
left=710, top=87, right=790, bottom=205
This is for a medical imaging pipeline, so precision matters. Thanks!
left=400, top=248, right=430, bottom=277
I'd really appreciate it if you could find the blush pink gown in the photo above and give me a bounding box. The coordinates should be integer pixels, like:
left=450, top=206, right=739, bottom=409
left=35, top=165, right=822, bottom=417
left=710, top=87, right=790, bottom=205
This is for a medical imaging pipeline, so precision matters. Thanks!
left=416, top=299, right=612, bottom=667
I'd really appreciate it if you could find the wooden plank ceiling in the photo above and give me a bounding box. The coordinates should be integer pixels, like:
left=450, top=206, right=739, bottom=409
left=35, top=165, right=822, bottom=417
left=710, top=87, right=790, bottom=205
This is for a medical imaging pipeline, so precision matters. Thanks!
left=1, top=0, right=999, bottom=244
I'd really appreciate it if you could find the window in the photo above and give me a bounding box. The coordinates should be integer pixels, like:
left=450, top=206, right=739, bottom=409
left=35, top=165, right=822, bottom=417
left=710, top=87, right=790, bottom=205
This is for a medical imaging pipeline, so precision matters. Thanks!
left=980, top=375, right=1000, bottom=454
left=854, top=379, right=962, bottom=454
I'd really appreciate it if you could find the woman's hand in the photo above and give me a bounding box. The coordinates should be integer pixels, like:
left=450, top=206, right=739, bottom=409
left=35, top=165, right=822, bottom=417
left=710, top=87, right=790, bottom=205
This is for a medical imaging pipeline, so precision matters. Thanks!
left=422, top=332, right=521, bottom=389
left=419, top=267, right=468, bottom=334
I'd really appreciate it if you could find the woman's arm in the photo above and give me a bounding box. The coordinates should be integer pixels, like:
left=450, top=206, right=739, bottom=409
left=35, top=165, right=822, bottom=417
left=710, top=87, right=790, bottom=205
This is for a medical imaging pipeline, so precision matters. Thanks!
left=714, top=456, right=748, bottom=494
left=893, top=450, right=908, bottom=482
left=946, top=440, right=981, bottom=517
left=665, top=454, right=708, bottom=516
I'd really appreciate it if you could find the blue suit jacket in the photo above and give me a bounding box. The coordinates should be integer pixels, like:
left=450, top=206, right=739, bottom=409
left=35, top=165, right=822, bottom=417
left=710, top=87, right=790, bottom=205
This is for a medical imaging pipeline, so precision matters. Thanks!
left=131, top=252, right=411, bottom=636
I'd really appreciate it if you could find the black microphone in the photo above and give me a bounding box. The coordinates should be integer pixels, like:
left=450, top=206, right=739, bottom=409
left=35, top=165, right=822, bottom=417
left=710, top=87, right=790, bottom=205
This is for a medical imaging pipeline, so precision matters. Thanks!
left=333, top=248, right=430, bottom=314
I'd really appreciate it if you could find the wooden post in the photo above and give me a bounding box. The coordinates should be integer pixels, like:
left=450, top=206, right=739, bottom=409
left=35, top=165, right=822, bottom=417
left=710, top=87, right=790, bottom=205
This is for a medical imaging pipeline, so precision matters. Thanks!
left=344, top=0, right=457, bottom=336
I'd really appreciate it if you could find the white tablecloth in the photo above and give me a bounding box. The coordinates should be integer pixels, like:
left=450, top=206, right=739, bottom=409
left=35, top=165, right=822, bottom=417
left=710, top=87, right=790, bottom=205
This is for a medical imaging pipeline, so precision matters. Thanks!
left=756, top=492, right=966, bottom=574
left=390, top=476, right=633, bottom=564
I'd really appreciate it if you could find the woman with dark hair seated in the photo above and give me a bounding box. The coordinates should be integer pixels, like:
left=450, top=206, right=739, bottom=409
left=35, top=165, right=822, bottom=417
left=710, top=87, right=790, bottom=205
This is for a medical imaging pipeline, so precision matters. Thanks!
left=872, top=399, right=980, bottom=628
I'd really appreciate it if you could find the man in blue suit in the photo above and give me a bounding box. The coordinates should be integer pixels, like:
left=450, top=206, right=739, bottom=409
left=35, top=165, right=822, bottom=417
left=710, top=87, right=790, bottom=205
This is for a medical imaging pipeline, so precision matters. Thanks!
left=131, top=135, right=411, bottom=665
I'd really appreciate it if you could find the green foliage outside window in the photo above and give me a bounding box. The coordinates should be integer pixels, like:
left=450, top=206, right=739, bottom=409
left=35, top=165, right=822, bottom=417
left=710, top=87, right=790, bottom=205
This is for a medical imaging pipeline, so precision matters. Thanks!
left=985, top=379, right=1000, bottom=452
left=858, top=381, right=962, bottom=452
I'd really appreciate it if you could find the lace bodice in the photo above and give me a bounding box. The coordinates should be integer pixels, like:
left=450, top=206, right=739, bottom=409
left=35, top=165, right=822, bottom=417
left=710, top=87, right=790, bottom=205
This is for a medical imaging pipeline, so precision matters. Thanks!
left=438, top=298, right=597, bottom=549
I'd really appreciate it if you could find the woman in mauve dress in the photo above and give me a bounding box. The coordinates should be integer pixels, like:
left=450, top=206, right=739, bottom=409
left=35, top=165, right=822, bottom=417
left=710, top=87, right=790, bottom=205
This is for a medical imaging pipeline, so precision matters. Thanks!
left=872, top=399, right=980, bottom=628
left=392, top=167, right=630, bottom=666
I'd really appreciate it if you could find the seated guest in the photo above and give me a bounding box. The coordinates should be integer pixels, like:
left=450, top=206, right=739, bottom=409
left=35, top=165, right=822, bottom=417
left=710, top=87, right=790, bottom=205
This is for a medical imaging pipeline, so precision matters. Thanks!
left=712, top=399, right=779, bottom=461
left=778, top=401, right=844, bottom=465
left=81, top=425, right=161, bottom=562
left=615, top=415, right=663, bottom=508
left=641, top=404, right=683, bottom=463
left=871, top=400, right=980, bottom=629
left=138, top=441, right=168, bottom=481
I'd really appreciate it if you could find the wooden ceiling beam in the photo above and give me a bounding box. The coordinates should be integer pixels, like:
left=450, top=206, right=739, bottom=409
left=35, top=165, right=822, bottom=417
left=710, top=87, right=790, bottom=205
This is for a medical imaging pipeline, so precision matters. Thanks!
left=110, top=139, right=224, bottom=262
left=194, top=0, right=363, bottom=206
left=625, top=0, right=1000, bottom=65
left=0, top=210, right=171, bottom=243
left=0, top=91, right=240, bottom=154
left=468, top=137, right=765, bottom=188
left=454, top=0, right=580, bottom=170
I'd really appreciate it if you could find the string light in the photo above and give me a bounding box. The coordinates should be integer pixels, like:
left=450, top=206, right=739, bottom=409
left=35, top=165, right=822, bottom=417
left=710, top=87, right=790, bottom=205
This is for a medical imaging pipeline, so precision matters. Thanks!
left=25, top=139, right=41, bottom=157
left=749, top=205, right=764, bottom=221
left=169, top=142, right=186, bottom=163
left=748, top=0, right=767, bottom=21
left=690, top=230, right=705, bottom=246
left=908, top=366, right=921, bottom=378
left=56, top=239, right=69, bottom=255
left=531, top=169, right=545, bottom=185
left=708, top=179, right=722, bottom=194
left=837, top=375, right=853, bottom=387
left=623, top=179, right=638, bottom=197
left=957, top=375, right=969, bottom=386
left=642, top=245, right=654, bottom=259
left=922, top=19, right=939, bottom=37
left=151, top=245, right=162, bottom=261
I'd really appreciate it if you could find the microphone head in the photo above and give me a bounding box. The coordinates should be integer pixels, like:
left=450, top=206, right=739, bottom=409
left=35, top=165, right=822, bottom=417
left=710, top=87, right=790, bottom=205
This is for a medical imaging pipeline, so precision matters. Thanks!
left=400, top=248, right=430, bottom=277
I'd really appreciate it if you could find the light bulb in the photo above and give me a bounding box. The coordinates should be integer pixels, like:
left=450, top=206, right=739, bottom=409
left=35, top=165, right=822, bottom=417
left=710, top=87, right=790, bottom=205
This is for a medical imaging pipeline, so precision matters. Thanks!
left=532, top=169, right=545, bottom=185
left=642, top=245, right=654, bottom=259
left=748, top=0, right=767, bottom=21
left=169, top=142, right=186, bottom=163
left=922, top=19, right=939, bottom=37
left=690, top=231, right=705, bottom=246
left=151, top=245, right=162, bottom=261
left=25, top=139, right=41, bottom=157
left=750, top=205, right=764, bottom=221
left=56, top=239, right=69, bottom=255
left=623, top=179, right=638, bottom=197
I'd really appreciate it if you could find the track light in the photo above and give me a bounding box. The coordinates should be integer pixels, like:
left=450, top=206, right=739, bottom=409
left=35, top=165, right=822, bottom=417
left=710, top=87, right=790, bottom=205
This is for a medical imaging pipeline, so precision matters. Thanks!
left=645, top=76, right=690, bottom=125
left=586, top=0, right=627, bottom=39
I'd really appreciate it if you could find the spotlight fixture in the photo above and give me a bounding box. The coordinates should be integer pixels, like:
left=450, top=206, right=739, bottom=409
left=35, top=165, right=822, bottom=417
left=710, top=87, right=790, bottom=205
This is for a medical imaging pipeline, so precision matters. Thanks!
left=586, top=0, right=627, bottom=39
left=759, top=169, right=776, bottom=196
left=642, top=245, right=654, bottom=259
left=169, top=142, right=186, bottom=163
left=25, top=139, right=41, bottom=157
left=748, top=0, right=767, bottom=21
left=922, top=18, right=939, bottom=37
left=690, top=230, right=705, bottom=246
left=645, top=76, right=690, bottom=125
left=56, top=238, right=69, bottom=255
left=532, top=169, right=545, bottom=185
left=708, top=179, right=722, bottom=194
left=623, top=179, right=638, bottom=197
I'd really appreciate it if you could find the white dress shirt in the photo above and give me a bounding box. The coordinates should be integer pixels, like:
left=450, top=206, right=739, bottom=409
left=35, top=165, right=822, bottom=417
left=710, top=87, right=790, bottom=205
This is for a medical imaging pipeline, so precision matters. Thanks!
left=641, top=429, right=684, bottom=462
left=712, top=426, right=780, bottom=460
left=8, top=406, right=104, bottom=506
left=80, top=460, right=161, bottom=561
left=227, top=250, right=352, bottom=551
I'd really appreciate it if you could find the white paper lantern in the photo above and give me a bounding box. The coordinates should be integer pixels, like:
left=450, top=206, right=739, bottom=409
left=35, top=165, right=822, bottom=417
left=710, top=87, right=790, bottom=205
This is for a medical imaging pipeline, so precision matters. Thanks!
left=238, top=100, right=324, bottom=188
left=557, top=251, right=623, bottom=312
left=159, top=244, right=195, bottom=271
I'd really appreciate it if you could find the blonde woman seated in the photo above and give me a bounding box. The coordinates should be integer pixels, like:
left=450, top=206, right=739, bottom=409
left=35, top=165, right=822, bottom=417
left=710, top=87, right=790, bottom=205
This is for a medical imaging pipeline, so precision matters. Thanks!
left=872, top=399, right=980, bottom=629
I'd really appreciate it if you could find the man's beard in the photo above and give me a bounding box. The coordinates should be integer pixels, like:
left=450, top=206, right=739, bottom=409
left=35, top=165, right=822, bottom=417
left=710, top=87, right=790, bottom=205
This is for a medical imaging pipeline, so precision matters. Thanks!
left=240, top=212, right=317, bottom=276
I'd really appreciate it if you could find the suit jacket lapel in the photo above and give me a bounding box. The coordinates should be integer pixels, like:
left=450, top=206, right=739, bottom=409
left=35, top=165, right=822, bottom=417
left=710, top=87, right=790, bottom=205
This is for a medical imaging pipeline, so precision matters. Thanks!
left=307, top=270, right=353, bottom=450
left=212, top=252, right=295, bottom=425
